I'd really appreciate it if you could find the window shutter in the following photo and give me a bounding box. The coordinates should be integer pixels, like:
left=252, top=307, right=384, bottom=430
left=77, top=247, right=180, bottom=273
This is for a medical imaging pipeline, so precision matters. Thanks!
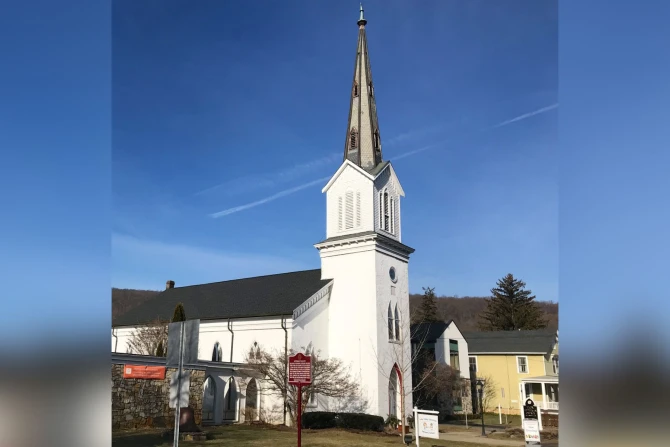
left=338, top=196, right=343, bottom=231
left=345, top=191, right=354, bottom=229
left=355, top=191, right=361, bottom=227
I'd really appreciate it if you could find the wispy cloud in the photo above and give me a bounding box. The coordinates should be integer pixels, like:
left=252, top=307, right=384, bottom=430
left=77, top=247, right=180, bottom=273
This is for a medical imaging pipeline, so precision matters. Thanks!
left=195, top=152, right=340, bottom=197
left=210, top=176, right=331, bottom=218
left=206, top=104, right=557, bottom=218
left=112, top=233, right=309, bottom=288
left=490, top=103, right=558, bottom=129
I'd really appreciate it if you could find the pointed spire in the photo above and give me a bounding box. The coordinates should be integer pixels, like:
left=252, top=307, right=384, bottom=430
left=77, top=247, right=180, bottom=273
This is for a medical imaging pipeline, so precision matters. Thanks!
left=358, top=3, right=367, bottom=26
left=344, top=4, right=382, bottom=172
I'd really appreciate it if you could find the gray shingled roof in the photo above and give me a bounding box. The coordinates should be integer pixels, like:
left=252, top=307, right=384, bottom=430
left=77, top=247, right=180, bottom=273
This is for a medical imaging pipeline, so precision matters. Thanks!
left=410, top=320, right=454, bottom=343
left=463, top=330, right=557, bottom=354
left=113, top=269, right=331, bottom=327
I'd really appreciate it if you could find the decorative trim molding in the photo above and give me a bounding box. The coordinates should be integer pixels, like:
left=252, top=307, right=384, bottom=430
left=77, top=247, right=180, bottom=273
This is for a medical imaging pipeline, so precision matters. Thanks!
left=292, top=281, right=334, bottom=320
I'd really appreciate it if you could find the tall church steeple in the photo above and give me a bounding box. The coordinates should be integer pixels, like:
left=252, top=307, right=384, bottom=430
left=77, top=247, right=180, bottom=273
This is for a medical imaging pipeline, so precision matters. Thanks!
left=343, top=4, right=383, bottom=172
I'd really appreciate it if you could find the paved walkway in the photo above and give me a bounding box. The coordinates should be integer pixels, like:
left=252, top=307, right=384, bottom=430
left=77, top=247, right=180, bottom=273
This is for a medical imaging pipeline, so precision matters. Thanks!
left=438, top=430, right=524, bottom=446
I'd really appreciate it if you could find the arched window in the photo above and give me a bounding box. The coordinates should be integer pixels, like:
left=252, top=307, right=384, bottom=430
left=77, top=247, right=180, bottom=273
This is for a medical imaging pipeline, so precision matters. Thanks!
left=353, top=81, right=359, bottom=97
left=383, top=191, right=389, bottom=231
left=202, top=376, right=216, bottom=422
left=212, top=342, right=222, bottom=362
left=374, top=129, right=380, bottom=150
left=388, top=366, right=399, bottom=418
left=245, top=378, right=259, bottom=421
left=387, top=303, right=394, bottom=340
left=350, top=128, right=358, bottom=150
left=390, top=198, right=395, bottom=234
left=394, top=305, right=400, bottom=341
left=379, top=192, right=384, bottom=228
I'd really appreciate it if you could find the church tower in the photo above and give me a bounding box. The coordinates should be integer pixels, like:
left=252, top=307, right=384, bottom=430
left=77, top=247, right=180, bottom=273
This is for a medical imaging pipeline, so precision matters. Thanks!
left=315, top=5, right=415, bottom=420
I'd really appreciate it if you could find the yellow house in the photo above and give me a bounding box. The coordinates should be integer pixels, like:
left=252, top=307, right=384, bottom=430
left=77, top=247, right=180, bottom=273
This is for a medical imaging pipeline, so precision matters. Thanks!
left=464, top=330, right=558, bottom=417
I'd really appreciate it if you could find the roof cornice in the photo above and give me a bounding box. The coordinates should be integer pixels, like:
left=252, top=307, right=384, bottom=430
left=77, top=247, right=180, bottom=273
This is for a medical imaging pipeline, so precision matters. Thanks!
left=292, top=280, right=334, bottom=320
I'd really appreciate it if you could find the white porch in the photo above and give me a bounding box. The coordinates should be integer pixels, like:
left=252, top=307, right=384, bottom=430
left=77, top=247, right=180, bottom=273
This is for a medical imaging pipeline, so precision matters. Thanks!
left=519, top=375, right=559, bottom=430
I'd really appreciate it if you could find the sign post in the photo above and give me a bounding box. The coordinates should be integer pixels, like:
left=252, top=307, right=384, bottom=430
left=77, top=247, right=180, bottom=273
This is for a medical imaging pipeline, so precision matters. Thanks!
left=166, top=320, right=200, bottom=447
left=412, top=407, right=439, bottom=447
left=522, top=398, right=542, bottom=446
left=288, top=353, right=312, bottom=447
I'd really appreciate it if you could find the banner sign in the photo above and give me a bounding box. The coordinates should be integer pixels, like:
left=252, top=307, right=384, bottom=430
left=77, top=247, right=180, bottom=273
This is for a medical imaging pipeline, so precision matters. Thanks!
left=123, top=365, right=166, bottom=380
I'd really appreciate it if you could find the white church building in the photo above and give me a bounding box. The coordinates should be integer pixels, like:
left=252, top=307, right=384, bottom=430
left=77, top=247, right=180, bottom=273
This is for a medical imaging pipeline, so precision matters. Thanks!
left=112, top=6, right=415, bottom=426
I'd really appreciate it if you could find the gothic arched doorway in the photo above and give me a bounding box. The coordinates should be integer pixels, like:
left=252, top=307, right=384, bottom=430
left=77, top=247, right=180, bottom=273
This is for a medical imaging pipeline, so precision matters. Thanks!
left=245, top=378, right=259, bottom=421
left=388, top=365, right=401, bottom=420
left=202, top=376, right=216, bottom=423
left=223, top=377, right=238, bottom=421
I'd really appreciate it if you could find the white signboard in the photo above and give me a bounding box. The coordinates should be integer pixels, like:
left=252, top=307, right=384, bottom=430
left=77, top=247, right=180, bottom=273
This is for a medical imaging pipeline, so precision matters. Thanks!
left=169, top=370, right=190, bottom=408
left=416, top=413, right=439, bottom=440
left=523, top=419, right=542, bottom=444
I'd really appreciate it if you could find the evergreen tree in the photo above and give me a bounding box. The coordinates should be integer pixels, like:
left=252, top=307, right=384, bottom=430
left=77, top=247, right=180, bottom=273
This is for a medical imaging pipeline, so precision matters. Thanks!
left=417, top=287, right=441, bottom=322
left=155, top=340, right=165, bottom=357
left=172, top=302, right=186, bottom=322
left=478, top=274, right=547, bottom=331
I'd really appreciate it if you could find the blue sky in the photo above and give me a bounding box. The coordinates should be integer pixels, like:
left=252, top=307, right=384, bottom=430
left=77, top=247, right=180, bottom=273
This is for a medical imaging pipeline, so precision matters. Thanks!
left=112, top=0, right=558, bottom=300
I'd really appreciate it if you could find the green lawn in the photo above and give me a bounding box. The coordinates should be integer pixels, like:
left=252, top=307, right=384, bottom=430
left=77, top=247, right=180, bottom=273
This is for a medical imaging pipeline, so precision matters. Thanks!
left=112, top=424, right=499, bottom=447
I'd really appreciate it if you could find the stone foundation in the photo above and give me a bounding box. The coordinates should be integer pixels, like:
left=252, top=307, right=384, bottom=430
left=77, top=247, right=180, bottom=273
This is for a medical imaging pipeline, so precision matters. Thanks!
left=112, top=364, right=204, bottom=430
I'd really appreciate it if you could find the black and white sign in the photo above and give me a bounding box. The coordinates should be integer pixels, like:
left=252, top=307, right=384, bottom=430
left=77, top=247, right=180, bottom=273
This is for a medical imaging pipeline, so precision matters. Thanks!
left=522, top=398, right=541, bottom=445
left=523, top=398, right=538, bottom=420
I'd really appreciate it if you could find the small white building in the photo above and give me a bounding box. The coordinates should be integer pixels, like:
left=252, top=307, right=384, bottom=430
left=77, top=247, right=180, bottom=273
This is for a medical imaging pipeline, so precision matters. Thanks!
left=112, top=6, right=415, bottom=426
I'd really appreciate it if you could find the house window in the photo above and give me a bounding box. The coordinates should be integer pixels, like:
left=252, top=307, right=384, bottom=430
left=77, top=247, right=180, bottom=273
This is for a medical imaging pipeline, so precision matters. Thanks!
left=387, top=304, right=394, bottom=340
left=469, top=356, right=478, bottom=374
left=552, top=355, right=559, bottom=374
left=353, top=81, right=359, bottom=97
left=394, top=305, right=400, bottom=341
left=449, top=340, right=460, bottom=371
left=517, top=356, right=528, bottom=374
left=350, top=128, right=358, bottom=149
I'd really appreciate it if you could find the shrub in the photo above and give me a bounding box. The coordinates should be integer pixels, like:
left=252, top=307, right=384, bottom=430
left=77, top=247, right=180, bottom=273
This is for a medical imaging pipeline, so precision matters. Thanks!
left=384, top=415, right=400, bottom=427
left=302, top=412, right=337, bottom=429
left=302, top=411, right=384, bottom=432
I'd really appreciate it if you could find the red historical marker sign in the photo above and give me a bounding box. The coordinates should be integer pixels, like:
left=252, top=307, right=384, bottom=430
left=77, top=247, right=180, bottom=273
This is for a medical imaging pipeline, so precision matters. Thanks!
left=123, top=364, right=166, bottom=380
left=289, top=353, right=312, bottom=447
left=288, top=353, right=312, bottom=385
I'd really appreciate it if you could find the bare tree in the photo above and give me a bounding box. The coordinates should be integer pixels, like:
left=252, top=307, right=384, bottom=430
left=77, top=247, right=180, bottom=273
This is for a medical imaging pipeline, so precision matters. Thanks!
left=417, top=361, right=467, bottom=415
left=126, top=318, right=168, bottom=356
left=474, top=374, right=497, bottom=414
left=371, top=305, right=439, bottom=439
left=245, top=344, right=365, bottom=426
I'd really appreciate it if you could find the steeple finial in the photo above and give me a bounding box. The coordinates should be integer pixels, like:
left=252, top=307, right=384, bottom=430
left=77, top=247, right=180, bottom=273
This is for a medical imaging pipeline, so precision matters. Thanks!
left=358, top=3, right=367, bottom=26
left=344, top=4, right=382, bottom=171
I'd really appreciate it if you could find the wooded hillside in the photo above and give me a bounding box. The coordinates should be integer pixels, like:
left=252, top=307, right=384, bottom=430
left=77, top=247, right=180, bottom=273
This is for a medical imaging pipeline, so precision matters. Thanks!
left=112, top=288, right=558, bottom=331
left=409, top=293, right=558, bottom=331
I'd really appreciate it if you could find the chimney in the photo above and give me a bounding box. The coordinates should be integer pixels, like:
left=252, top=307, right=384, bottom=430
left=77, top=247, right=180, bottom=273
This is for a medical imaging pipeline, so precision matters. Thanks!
left=166, top=280, right=175, bottom=290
